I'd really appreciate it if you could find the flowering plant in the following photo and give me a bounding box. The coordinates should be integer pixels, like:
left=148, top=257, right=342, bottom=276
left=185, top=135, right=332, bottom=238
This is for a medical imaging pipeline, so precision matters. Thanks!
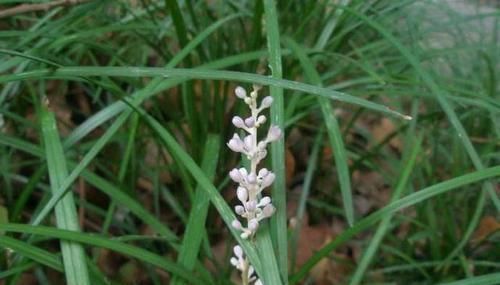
left=227, top=85, right=282, bottom=285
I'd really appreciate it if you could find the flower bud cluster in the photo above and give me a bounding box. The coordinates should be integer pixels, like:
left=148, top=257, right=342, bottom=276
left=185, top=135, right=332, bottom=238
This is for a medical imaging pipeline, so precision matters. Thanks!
left=228, top=85, right=281, bottom=240
left=230, top=245, right=262, bottom=285
left=227, top=86, right=282, bottom=285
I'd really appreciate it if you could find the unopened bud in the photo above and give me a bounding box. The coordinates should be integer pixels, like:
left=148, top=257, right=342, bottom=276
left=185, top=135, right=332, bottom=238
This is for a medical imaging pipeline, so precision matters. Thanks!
left=248, top=219, right=259, bottom=231
left=238, top=167, right=248, bottom=178
left=229, top=168, right=243, bottom=183
left=261, top=172, right=275, bottom=189
left=237, top=187, right=248, bottom=202
left=259, top=196, right=271, bottom=206
left=235, top=86, right=247, bottom=99
left=261, top=96, right=273, bottom=109
left=266, top=125, right=282, bottom=142
left=247, top=173, right=257, bottom=184
left=246, top=201, right=257, bottom=212
left=227, top=134, right=244, bottom=153
left=257, top=115, right=266, bottom=125
left=232, top=219, right=242, bottom=229
left=243, top=135, right=253, bottom=151
left=245, top=117, right=255, bottom=128
left=258, top=168, right=269, bottom=178
left=235, top=205, right=245, bottom=215
left=233, top=245, right=244, bottom=258
left=262, top=204, right=275, bottom=218
left=232, top=116, right=245, bottom=128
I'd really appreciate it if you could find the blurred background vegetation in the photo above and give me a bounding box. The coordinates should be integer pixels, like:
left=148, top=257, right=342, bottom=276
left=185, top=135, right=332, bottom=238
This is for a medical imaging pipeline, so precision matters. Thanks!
left=0, top=0, right=499, bottom=284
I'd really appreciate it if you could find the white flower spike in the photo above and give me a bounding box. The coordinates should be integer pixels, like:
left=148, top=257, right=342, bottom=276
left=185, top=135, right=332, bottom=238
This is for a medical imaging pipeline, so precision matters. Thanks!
left=227, top=85, right=282, bottom=285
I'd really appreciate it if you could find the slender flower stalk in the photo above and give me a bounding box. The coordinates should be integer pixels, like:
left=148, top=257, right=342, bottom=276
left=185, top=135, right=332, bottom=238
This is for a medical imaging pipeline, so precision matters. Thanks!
left=228, top=85, right=282, bottom=285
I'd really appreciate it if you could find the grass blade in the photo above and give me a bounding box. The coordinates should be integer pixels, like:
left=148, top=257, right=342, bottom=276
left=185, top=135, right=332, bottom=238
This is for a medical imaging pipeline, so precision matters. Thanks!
left=284, top=37, right=354, bottom=226
left=349, top=137, right=421, bottom=285
left=0, top=67, right=410, bottom=120
left=139, top=109, right=265, bottom=278
left=338, top=6, right=500, bottom=268
left=0, top=132, right=179, bottom=245
left=173, top=134, right=220, bottom=285
left=263, top=0, right=287, bottom=283
left=438, top=273, right=500, bottom=285
left=290, top=165, right=500, bottom=284
left=40, top=106, right=90, bottom=285
left=290, top=129, right=323, bottom=272
left=28, top=14, right=256, bottom=232
left=0, top=235, right=62, bottom=271
left=0, top=224, right=204, bottom=284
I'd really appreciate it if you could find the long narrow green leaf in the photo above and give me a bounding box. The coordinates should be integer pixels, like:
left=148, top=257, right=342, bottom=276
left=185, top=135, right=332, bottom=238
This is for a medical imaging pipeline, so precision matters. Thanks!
left=31, top=14, right=244, bottom=229
left=77, top=168, right=179, bottom=244
left=0, top=262, right=35, bottom=279
left=0, top=132, right=179, bottom=246
left=285, top=37, right=354, bottom=226
left=339, top=6, right=500, bottom=267
left=438, top=273, right=500, bottom=285
left=173, top=134, right=220, bottom=285
left=0, top=67, right=410, bottom=120
left=10, top=165, right=46, bottom=222
left=290, top=129, right=323, bottom=272
left=139, top=110, right=265, bottom=278
left=63, top=50, right=267, bottom=149
left=0, top=224, right=204, bottom=284
left=40, top=107, right=90, bottom=285
left=290, top=165, right=500, bottom=284
left=263, top=0, right=287, bottom=283
left=102, top=112, right=139, bottom=233
left=33, top=108, right=129, bottom=227
left=0, top=235, right=62, bottom=271
left=349, top=138, right=421, bottom=285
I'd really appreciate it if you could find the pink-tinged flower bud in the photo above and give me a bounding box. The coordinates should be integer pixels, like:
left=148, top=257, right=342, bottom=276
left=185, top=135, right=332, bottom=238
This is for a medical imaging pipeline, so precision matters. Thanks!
left=237, top=187, right=248, bottom=202
left=258, top=168, right=269, bottom=178
left=261, top=172, right=275, bottom=189
left=244, top=97, right=251, bottom=105
left=248, top=219, right=259, bottom=231
left=259, top=196, right=271, bottom=206
left=232, top=116, right=245, bottom=128
left=235, top=86, right=247, bottom=99
left=235, top=205, right=245, bottom=215
left=260, top=96, right=273, bottom=109
left=244, top=117, right=255, bottom=128
left=248, top=266, right=255, bottom=277
left=262, top=204, right=275, bottom=218
left=233, top=245, right=244, bottom=258
left=266, top=125, right=282, bottom=142
left=243, top=135, right=253, bottom=151
left=229, top=168, right=243, bottom=183
left=238, top=167, right=248, bottom=178
left=257, top=141, right=267, bottom=150
left=257, top=115, right=266, bottom=125
left=247, top=173, right=257, bottom=184
left=230, top=257, right=239, bottom=267
left=227, top=134, right=244, bottom=153
left=232, top=219, right=242, bottom=229
left=246, top=201, right=257, bottom=212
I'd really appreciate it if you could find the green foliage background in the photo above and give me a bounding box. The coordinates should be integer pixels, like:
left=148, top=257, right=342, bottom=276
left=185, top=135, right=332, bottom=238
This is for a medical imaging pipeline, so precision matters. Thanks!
left=0, top=0, right=499, bottom=284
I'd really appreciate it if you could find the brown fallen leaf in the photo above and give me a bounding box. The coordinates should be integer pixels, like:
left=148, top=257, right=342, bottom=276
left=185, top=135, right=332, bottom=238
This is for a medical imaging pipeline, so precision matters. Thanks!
left=370, top=117, right=402, bottom=151
left=286, top=146, right=296, bottom=185
left=471, top=216, right=500, bottom=245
